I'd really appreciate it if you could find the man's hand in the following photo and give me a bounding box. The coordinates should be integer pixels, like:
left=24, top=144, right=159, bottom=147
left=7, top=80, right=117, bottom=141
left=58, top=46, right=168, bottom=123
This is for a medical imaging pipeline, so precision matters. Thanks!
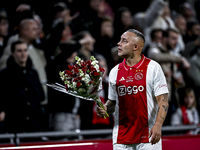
left=96, top=105, right=107, bottom=117
left=149, top=122, right=162, bottom=145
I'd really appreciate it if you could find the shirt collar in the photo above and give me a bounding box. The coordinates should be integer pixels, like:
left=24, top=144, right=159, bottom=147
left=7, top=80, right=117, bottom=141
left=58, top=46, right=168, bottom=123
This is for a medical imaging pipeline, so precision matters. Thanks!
left=123, top=54, right=145, bottom=70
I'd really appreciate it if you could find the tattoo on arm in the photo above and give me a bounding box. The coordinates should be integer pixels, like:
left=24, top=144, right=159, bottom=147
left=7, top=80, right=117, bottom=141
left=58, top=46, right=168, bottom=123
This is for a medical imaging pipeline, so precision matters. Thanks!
left=158, top=107, right=160, bottom=112
left=162, top=94, right=168, bottom=102
left=160, top=116, right=165, bottom=120
left=158, top=106, right=165, bottom=120
left=156, top=93, right=169, bottom=124
left=162, top=105, right=168, bottom=112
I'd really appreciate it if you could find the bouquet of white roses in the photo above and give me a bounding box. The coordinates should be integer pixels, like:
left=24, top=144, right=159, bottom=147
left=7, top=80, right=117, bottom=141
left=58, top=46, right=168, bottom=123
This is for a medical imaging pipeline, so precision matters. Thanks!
left=47, top=56, right=109, bottom=119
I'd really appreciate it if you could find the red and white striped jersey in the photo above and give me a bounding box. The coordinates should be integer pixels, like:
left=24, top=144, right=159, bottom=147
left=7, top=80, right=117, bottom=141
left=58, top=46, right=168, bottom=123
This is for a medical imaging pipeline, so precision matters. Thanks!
left=108, top=55, right=169, bottom=144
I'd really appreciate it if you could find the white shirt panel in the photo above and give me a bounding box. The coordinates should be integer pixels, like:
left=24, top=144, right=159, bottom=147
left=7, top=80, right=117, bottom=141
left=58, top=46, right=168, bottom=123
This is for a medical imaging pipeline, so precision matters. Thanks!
left=108, top=64, right=119, bottom=144
left=146, top=60, right=169, bottom=133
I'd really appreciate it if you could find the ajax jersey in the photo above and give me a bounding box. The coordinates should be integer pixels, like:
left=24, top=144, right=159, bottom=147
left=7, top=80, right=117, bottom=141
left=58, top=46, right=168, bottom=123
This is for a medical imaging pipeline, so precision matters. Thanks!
left=108, top=55, right=169, bottom=144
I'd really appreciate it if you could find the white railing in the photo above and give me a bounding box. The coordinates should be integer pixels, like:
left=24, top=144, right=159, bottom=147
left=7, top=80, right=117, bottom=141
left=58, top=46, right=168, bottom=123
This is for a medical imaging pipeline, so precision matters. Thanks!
left=0, top=125, right=199, bottom=146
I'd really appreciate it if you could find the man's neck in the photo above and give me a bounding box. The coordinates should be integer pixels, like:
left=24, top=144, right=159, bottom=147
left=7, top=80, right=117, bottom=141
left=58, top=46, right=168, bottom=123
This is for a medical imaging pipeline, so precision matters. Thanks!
left=17, top=62, right=26, bottom=67
left=125, top=55, right=142, bottom=67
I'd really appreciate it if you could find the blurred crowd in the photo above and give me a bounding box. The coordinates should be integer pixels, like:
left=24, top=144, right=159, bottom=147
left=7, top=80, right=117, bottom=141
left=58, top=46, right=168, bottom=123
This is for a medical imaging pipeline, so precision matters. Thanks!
left=0, top=0, right=200, bottom=139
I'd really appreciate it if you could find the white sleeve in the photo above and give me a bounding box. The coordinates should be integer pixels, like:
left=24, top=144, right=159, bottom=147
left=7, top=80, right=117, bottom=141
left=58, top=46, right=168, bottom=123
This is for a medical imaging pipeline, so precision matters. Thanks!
left=151, top=61, right=169, bottom=96
left=108, top=65, right=119, bottom=101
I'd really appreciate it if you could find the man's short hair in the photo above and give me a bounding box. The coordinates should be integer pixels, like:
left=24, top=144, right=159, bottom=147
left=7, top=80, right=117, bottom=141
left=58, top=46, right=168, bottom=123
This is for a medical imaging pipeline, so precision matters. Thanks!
left=11, top=40, right=27, bottom=52
left=187, top=20, right=200, bottom=31
left=53, top=2, right=68, bottom=15
left=166, top=28, right=179, bottom=36
left=150, top=28, right=164, bottom=40
left=127, top=29, right=145, bottom=44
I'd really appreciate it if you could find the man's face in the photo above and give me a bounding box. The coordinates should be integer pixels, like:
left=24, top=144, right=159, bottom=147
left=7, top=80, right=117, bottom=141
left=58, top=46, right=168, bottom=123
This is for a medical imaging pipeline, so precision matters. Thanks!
left=121, top=11, right=132, bottom=27
left=83, top=33, right=95, bottom=52
left=12, top=43, right=28, bottom=66
left=0, top=18, right=9, bottom=37
left=191, top=24, right=200, bottom=36
left=184, top=92, right=195, bottom=109
left=167, top=31, right=178, bottom=49
left=117, top=31, right=136, bottom=58
left=153, top=31, right=163, bottom=43
left=62, top=25, right=72, bottom=41
left=101, top=21, right=113, bottom=38
left=24, top=21, right=38, bottom=41
left=175, top=17, right=186, bottom=35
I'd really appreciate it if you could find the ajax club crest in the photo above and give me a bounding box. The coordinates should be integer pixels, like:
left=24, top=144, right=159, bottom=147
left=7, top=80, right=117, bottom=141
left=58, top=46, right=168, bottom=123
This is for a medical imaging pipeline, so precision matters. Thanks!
left=134, top=72, right=143, bottom=80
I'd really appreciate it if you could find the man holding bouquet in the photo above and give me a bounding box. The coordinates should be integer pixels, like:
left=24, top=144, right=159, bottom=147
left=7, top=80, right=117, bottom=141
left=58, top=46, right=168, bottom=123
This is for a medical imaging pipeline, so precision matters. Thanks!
left=96, top=29, right=169, bottom=150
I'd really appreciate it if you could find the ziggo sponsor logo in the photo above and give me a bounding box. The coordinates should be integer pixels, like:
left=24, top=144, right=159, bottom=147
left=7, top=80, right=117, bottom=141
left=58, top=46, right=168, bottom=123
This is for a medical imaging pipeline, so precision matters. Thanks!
left=118, top=85, right=144, bottom=96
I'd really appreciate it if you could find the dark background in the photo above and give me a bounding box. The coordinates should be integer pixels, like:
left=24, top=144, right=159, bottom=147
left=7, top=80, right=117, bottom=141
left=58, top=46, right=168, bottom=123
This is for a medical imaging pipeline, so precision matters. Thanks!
left=0, top=0, right=188, bottom=34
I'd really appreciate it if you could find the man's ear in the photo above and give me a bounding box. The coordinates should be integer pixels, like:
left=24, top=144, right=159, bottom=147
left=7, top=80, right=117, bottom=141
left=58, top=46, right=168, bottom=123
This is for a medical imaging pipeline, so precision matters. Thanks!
left=133, top=44, right=138, bottom=50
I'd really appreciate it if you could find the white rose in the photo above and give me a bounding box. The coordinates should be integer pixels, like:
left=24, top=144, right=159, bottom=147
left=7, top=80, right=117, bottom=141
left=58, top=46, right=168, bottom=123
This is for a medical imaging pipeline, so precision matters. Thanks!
left=82, top=74, right=90, bottom=84
left=94, top=65, right=99, bottom=71
left=73, top=82, right=77, bottom=88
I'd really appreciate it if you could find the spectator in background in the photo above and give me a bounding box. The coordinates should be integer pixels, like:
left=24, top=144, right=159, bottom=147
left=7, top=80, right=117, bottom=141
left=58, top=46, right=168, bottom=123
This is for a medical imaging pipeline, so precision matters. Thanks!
left=147, top=28, right=190, bottom=125
left=183, top=20, right=200, bottom=59
left=43, top=2, right=78, bottom=63
left=44, top=22, right=73, bottom=63
left=182, top=20, right=200, bottom=95
left=9, top=4, right=46, bottom=52
left=152, top=2, right=176, bottom=30
left=46, top=41, right=80, bottom=135
left=0, top=18, right=48, bottom=105
left=178, top=2, right=197, bottom=22
left=113, top=6, right=134, bottom=44
left=173, top=13, right=187, bottom=55
left=9, top=4, right=35, bottom=36
left=0, top=40, right=45, bottom=133
left=142, top=28, right=164, bottom=57
left=150, top=2, right=185, bottom=55
left=73, top=30, right=96, bottom=61
left=132, top=0, right=167, bottom=45
left=98, top=0, right=115, bottom=21
left=94, top=17, right=115, bottom=72
left=32, top=14, right=45, bottom=50
left=0, top=9, right=9, bottom=59
left=72, top=0, right=110, bottom=39
left=171, top=88, right=199, bottom=134
left=174, top=14, right=187, bottom=37
left=187, top=47, right=200, bottom=113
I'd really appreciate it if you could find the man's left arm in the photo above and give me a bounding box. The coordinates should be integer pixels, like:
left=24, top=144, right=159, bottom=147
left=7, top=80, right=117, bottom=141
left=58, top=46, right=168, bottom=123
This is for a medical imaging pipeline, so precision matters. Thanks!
left=149, top=93, right=169, bottom=145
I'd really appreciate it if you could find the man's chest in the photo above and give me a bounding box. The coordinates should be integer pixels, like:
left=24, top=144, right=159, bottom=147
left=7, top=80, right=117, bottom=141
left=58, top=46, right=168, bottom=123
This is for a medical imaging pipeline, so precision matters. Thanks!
left=116, top=67, right=147, bottom=97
